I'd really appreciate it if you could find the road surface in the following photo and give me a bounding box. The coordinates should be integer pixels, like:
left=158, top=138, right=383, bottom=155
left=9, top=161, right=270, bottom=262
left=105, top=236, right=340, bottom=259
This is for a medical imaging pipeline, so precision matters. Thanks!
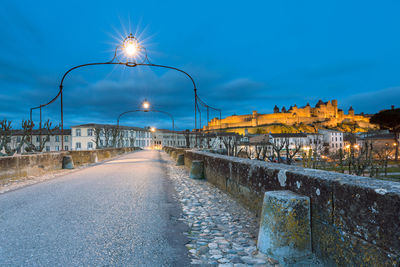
left=0, top=150, right=190, bottom=266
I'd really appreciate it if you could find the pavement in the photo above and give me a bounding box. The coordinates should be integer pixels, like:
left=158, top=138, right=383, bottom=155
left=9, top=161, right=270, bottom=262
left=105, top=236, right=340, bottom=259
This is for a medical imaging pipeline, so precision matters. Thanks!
left=0, top=150, right=190, bottom=266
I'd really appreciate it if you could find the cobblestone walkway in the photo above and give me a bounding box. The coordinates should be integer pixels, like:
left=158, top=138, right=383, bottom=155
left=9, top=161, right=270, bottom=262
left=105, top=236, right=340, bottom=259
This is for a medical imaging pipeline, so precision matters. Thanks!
left=163, top=152, right=280, bottom=266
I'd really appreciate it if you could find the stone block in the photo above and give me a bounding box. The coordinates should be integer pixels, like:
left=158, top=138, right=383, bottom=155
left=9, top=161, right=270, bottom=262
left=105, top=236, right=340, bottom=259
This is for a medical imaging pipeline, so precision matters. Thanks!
left=190, top=160, right=204, bottom=179
left=171, top=151, right=177, bottom=160
left=257, top=190, right=311, bottom=266
left=62, top=155, right=74, bottom=169
left=176, top=153, right=184, bottom=166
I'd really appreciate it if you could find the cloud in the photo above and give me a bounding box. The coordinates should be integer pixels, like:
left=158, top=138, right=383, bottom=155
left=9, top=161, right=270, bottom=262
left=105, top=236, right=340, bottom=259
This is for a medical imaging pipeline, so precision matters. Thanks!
left=341, top=87, right=400, bottom=113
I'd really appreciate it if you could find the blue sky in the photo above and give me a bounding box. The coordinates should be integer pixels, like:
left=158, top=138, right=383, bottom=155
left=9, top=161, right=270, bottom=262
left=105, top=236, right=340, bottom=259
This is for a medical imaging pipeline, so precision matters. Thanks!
left=1, top=0, right=399, bottom=130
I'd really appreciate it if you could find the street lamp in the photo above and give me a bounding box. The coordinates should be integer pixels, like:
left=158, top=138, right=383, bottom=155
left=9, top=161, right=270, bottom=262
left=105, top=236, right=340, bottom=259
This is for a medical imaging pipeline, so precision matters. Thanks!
left=117, top=108, right=176, bottom=146
left=29, top=32, right=221, bottom=150
left=150, top=127, right=156, bottom=132
left=122, top=33, right=141, bottom=57
left=142, top=99, right=150, bottom=110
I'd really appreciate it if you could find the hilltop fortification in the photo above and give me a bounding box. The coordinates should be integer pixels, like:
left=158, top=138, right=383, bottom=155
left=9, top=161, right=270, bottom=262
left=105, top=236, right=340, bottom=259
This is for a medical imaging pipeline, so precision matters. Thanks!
left=204, top=99, right=374, bottom=133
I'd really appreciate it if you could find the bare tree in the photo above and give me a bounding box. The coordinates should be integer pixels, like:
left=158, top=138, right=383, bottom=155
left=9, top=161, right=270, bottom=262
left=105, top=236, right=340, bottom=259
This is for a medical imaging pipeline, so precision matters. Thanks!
left=93, top=127, right=103, bottom=149
left=271, top=138, right=286, bottom=163
left=0, top=119, right=13, bottom=156
left=284, top=138, right=302, bottom=165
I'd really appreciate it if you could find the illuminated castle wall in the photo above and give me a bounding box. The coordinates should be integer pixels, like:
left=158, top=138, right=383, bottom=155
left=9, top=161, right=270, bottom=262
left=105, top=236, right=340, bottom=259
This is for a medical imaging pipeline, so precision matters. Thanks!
left=204, top=99, right=372, bottom=130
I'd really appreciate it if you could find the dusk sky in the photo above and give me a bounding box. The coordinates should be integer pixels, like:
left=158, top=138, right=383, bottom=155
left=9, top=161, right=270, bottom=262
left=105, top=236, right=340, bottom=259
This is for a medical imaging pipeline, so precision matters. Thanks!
left=1, top=1, right=400, bottom=130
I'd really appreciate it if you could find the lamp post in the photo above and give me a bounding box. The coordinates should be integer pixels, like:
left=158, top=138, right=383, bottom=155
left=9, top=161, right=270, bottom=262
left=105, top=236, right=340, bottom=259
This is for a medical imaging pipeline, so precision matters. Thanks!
left=29, top=33, right=220, bottom=150
left=116, top=102, right=176, bottom=146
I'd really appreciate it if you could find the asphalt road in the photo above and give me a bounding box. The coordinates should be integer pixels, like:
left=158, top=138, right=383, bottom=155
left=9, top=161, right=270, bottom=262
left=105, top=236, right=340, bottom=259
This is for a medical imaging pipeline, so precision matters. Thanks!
left=0, top=150, right=190, bottom=266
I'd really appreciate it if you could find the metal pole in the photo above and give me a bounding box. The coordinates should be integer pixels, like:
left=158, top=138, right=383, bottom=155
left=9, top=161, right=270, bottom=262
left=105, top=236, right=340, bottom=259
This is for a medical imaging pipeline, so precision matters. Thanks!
left=39, top=106, right=42, bottom=150
left=61, top=89, right=64, bottom=151
left=30, top=108, right=33, bottom=146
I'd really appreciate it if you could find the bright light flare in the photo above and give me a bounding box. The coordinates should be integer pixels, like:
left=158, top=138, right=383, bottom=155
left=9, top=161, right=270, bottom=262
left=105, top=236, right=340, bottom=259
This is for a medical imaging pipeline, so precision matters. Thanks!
left=124, top=42, right=139, bottom=57
left=150, top=127, right=156, bottom=132
left=142, top=101, right=150, bottom=109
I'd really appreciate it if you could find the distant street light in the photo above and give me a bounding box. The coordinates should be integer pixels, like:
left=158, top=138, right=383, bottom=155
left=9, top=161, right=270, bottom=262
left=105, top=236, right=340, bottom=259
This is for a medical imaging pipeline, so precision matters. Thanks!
left=117, top=107, right=176, bottom=146
left=29, top=32, right=221, bottom=150
left=142, top=100, right=150, bottom=110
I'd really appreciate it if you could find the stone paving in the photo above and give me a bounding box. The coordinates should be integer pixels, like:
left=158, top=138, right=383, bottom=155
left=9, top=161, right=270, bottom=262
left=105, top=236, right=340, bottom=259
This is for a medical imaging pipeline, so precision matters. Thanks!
left=162, top=152, right=281, bottom=266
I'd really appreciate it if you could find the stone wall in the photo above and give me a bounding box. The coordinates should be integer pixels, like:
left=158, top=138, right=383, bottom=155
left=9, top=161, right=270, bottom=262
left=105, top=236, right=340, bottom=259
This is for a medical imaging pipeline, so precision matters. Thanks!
left=164, top=147, right=400, bottom=266
left=0, top=147, right=139, bottom=181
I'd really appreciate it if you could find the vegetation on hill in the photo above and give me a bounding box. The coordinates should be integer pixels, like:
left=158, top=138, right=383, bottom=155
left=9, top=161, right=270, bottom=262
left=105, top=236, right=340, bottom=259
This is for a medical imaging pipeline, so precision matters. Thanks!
left=221, top=121, right=372, bottom=135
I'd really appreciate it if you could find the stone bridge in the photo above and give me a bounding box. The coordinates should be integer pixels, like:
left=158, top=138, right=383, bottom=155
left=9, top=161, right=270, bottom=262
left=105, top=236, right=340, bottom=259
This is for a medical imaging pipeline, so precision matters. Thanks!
left=165, top=146, right=400, bottom=266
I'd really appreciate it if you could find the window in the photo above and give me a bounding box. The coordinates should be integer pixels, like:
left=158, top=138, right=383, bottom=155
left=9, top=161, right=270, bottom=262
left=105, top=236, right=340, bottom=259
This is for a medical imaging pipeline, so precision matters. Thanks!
left=76, top=142, right=81, bottom=150
left=55, top=146, right=60, bottom=151
left=17, top=136, right=21, bottom=142
left=36, top=136, right=40, bottom=142
left=87, top=142, right=93, bottom=149
left=55, top=135, right=60, bottom=142
left=64, top=136, right=69, bottom=142
left=87, top=129, right=93, bottom=136
left=336, top=137, right=337, bottom=141
left=76, top=129, right=81, bottom=136
left=100, top=140, right=103, bottom=146
left=64, top=145, right=69, bottom=150
left=46, top=146, right=50, bottom=152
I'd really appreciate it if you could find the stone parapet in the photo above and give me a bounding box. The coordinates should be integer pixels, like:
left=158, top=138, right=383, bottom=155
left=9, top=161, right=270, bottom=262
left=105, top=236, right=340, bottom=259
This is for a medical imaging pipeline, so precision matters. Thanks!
left=0, top=147, right=139, bottom=182
left=162, top=147, right=400, bottom=266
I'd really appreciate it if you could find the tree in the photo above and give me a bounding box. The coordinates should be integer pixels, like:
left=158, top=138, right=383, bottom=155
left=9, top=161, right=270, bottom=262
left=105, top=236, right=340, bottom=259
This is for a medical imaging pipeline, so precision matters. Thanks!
left=284, top=137, right=302, bottom=165
left=93, top=127, right=103, bottom=148
left=184, top=130, right=191, bottom=148
left=271, top=138, right=286, bottom=163
left=0, top=119, right=12, bottom=155
left=370, top=108, right=400, bottom=161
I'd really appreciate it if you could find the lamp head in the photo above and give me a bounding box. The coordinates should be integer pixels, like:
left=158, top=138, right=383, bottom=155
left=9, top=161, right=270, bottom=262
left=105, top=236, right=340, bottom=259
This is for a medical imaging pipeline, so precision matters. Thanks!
left=142, top=99, right=150, bottom=110
left=123, top=33, right=141, bottom=57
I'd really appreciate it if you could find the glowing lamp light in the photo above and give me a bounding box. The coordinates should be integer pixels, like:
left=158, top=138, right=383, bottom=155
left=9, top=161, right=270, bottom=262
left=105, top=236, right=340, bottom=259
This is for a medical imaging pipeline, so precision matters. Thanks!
left=122, top=33, right=141, bottom=57
left=150, top=127, right=156, bottom=132
left=124, top=42, right=138, bottom=57
left=142, top=100, right=150, bottom=109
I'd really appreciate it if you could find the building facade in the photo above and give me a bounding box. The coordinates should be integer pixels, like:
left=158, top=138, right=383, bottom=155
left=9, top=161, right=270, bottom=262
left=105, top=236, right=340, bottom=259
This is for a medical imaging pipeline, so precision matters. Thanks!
left=319, top=129, right=344, bottom=153
left=70, top=124, right=152, bottom=150
left=7, top=129, right=72, bottom=154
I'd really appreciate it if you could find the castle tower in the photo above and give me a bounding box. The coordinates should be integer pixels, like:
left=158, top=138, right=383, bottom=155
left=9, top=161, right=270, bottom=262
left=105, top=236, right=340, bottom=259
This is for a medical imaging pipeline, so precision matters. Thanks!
left=252, top=110, right=258, bottom=127
left=332, top=99, right=338, bottom=118
left=273, top=105, right=280, bottom=113
left=348, top=106, right=354, bottom=116
left=281, top=106, right=287, bottom=113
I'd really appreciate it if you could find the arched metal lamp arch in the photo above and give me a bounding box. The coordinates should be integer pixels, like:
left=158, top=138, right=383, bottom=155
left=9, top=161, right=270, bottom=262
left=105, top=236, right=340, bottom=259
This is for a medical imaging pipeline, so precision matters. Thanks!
left=29, top=33, right=221, bottom=150
left=30, top=62, right=198, bottom=150
left=116, top=108, right=176, bottom=147
left=116, top=109, right=174, bottom=132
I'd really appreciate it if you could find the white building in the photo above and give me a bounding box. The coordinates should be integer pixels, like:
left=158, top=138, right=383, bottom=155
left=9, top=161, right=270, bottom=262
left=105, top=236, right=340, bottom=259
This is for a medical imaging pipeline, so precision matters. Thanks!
left=270, top=133, right=309, bottom=150
left=319, top=129, right=344, bottom=152
left=7, top=129, right=72, bottom=153
left=70, top=124, right=152, bottom=150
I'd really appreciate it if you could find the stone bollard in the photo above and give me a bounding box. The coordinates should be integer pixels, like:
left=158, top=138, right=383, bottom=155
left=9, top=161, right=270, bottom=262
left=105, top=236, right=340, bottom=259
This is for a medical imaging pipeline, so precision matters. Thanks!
left=62, top=155, right=75, bottom=169
left=90, top=152, right=98, bottom=163
left=257, top=190, right=311, bottom=266
left=171, top=151, right=177, bottom=160
left=189, top=160, right=204, bottom=179
left=176, top=153, right=184, bottom=166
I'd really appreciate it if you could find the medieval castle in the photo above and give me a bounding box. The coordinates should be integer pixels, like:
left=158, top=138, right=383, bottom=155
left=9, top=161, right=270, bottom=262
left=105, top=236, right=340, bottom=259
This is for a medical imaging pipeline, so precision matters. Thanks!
left=204, top=99, right=373, bottom=131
